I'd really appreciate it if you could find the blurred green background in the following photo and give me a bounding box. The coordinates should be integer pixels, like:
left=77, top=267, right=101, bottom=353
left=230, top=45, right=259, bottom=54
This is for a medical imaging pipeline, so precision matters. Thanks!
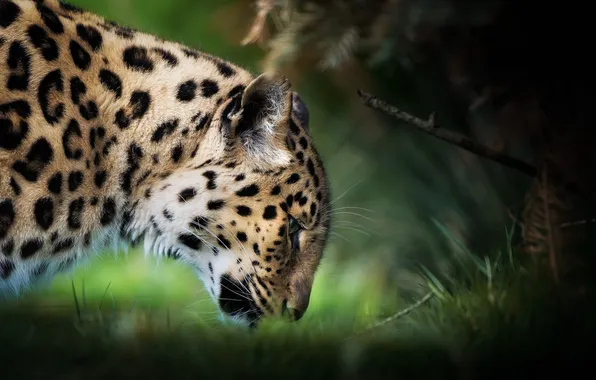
left=3, top=0, right=526, bottom=330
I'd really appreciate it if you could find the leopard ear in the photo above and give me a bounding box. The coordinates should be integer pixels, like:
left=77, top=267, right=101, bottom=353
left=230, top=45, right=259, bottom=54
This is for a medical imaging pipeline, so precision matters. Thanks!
left=236, top=72, right=292, bottom=136
left=227, top=73, right=294, bottom=166
left=291, top=92, right=310, bottom=131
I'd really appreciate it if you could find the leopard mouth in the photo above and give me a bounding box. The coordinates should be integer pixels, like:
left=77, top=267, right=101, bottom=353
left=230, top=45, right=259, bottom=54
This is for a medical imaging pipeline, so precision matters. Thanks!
left=218, top=273, right=263, bottom=327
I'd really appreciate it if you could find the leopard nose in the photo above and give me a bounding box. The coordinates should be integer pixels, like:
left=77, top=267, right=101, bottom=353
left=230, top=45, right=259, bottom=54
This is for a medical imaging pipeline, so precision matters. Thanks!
left=284, top=281, right=311, bottom=321
left=287, top=306, right=305, bottom=321
left=281, top=299, right=306, bottom=321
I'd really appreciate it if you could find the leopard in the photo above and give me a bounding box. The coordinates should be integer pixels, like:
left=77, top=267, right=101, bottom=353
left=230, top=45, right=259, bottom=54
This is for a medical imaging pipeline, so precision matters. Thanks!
left=0, top=0, right=332, bottom=327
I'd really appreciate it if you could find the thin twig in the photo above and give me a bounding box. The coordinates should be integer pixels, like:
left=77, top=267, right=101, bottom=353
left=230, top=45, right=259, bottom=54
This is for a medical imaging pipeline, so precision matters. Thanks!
left=357, top=90, right=538, bottom=178
left=561, top=218, right=596, bottom=228
left=346, top=291, right=434, bottom=340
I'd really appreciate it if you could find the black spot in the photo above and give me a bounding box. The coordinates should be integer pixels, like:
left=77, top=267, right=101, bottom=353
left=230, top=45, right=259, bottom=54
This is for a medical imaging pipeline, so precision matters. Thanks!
left=114, top=109, right=129, bottom=129
left=310, top=202, right=317, bottom=216
left=289, top=119, right=301, bottom=135
left=278, top=225, right=287, bottom=237
left=178, top=234, right=202, bottom=250
left=151, top=48, right=178, bottom=66
left=67, top=171, right=84, bottom=192
left=236, top=184, right=259, bottom=197
left=316, top=191, right=323, bottom=201
left=27, top=25, right=59, bottom=61
left=236, top=205, right=252, bottom=217
left=191, top=216, right=209, bottom=229
left=208, top=200, right=225, bottom=210
left=286, top=194, right=294, bottom=208
left=253, top=243, right=261, bottom=256
left=170, top=144, right=183, bottom=163
left=151, top=118, right=179, bottom=142
left=217, top=235, right=231, bottom=249
left=102, top=136, right=117, bottom=156
left=9, top=177, right=21, bottom=196
left=286, top=173, right=300, bottom=184
left=0, top=259, right=15, bottom=279
left=130, top=91, right=151, bottom=119
left=216, top=61, right=235, bottom=77
left=200, top=79, right=219, bottom=97
left=123, top=46, right=154, bottom=72
left=177, top=80, right=197, bottom=102
left=36, top=2, right=64, bottom=34
left=94, top=171, right=107, bottom=188
left=235, top=174, right=245, bottom=182
left=67, top=197, right=85, bottom=229
left=99, top=69, right=122, bottom=98
left=100, top=197, right=117, bottom=225
left=76, top=24, right=102, bottom=51
left=0, top=200, right=16, bottom=240
left=79, top=101, right=98, bottom=121
left=69, top=40, right=91, bottom=70
left=263, top=205, right=277, bottom=220
left=163, top=209, right=173, bottom=221
left=12, top=138, right=54, bottom=182
left=47, top=172, right=62, bottom=194
left=0, top=0, right=21, bottom=28
left=34, top=197, right=54, bottom=230
left=38, top=70, right=64, bottom=124
left=120, top=143, right=143, bottom=195
left=203, top=171, right=217, bottom=190
left=70, top=76, right=86, bottom=103
left=182, top=48, right=201, bottom=59
left=0, top=101, right=30, bottom=151
left=89, top=128, right=97, bottom=149
left=61, top=119, right=83, bottom=160
left=6, top=41, right=30, bottom=91
left=52, top=238, right=74, bottom=255
left=237, top=232, right=247, bottom=242
left=20, top=239, right=43, bottom=259
left=298, top=196, right=308, bottom=206
left=299, top=137, right=308, bottom=150
left=178, top=188, right=196, bottom=202
left=90, top=197, right=98, bottom=206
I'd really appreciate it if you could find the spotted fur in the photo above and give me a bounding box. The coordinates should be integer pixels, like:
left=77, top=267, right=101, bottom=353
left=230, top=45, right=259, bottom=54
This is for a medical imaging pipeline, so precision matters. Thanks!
left=0, top=0, right=331, bottom=326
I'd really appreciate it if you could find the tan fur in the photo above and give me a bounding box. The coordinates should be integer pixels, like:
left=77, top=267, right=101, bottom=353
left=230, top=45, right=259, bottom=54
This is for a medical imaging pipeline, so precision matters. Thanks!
left=0, top=0, right=331, bottom=325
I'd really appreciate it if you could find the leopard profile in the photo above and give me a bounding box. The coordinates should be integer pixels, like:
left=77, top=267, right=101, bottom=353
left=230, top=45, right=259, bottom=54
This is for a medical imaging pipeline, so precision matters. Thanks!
left=0, top=0, right=332, bottom=326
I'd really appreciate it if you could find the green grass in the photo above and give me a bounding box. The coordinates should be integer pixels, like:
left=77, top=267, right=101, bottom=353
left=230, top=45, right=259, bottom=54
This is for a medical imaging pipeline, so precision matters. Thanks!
left=1, top=245, right=593, bottom=379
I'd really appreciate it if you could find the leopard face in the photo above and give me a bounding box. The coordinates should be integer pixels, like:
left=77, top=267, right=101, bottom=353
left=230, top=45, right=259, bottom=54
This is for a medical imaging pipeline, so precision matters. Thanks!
left=142, top=77, right=331, bottom=326
left=0, top=0, right=331, bottom=326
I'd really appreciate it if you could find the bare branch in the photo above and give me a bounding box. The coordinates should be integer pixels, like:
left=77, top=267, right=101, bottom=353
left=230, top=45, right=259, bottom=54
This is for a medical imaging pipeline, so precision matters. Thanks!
left=357, top=90, right=538, bottom=178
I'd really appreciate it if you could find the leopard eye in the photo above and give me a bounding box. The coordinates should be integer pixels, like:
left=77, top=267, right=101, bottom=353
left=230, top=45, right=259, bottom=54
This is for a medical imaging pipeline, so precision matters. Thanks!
left=288, top=216, right=300, bottom=235
left=288, top=216, right=302, bottom=251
